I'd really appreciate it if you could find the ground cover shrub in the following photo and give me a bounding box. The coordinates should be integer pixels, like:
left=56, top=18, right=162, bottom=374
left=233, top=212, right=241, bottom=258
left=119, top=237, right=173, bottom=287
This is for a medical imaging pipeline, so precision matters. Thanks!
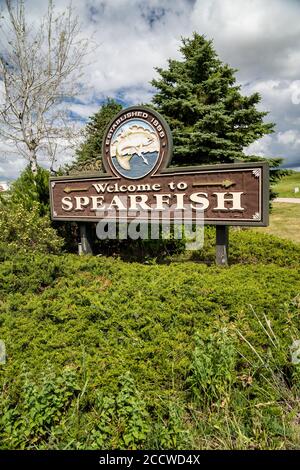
left=191, top=227, right=300, bottom=266
left=0, top=246, right=299, bottom=449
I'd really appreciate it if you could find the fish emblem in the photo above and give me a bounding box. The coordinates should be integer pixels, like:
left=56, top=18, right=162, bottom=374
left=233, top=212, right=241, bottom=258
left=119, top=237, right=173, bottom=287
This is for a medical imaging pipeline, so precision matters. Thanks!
left=110, top=125, right=159, bottom=170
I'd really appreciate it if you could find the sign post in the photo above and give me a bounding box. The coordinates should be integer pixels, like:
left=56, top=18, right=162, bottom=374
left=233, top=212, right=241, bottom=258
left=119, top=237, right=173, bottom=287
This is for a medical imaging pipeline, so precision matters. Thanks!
left=79, top=223, right=93, bottom=255
left=216, top=225, right=229, bottom=266
left=50, top=106, right=269, bottom=264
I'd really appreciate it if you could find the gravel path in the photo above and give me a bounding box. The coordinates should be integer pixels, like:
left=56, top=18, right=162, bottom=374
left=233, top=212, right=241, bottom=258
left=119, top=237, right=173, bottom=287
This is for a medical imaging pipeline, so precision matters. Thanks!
left=274, top=198, right=300, bottom=203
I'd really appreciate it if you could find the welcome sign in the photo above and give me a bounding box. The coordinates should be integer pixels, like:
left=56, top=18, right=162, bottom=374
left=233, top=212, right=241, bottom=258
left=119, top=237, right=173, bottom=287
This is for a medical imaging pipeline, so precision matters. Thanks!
left=50, top=106, right=269, bottom=226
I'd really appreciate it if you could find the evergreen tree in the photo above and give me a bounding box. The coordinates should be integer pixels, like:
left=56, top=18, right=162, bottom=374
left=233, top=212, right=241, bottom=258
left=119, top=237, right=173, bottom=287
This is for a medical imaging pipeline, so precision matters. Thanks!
left=151, top=33, right=284, bottom=196
left=70, top=99, right=123, bottom=173
left=2, top=166, right=50, bottom=217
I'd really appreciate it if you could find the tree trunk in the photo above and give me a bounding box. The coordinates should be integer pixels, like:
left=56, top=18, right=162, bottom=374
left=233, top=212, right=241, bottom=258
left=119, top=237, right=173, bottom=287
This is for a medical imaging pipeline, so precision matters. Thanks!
left=29, top=151, right=38, bottom=176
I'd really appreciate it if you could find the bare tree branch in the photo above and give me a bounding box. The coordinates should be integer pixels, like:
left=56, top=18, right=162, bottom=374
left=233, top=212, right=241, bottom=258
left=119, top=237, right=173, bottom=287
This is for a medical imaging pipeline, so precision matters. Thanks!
left=0, top=0, right=90, bottom=175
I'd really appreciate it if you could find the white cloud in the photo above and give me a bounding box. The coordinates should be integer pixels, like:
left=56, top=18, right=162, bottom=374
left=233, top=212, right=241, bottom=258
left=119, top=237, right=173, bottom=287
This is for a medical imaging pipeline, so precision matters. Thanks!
left=277, top=130, right=300, bottom=148
left=245, top=135, right=273, bottom=158
left=77, top=0, right=191, bottom=97
left=0, top=155, right=27, bottom=180
left=191, top=0, right=300, bottom=81
left=1, top=0, right=300, bottom=178
left=68, top=102, right=100, bottom=120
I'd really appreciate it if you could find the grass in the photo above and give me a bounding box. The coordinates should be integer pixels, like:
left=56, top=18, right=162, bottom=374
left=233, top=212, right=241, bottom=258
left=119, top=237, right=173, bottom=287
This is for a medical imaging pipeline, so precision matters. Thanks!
left=274, top=172, right=300, bottom=198
left=255, top=203, right=300, bottom=244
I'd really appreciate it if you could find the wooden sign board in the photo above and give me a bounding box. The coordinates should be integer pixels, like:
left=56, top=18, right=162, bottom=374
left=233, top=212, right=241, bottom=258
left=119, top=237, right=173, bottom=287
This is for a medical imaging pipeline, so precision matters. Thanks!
left=50, top=106, right=269, bottom=226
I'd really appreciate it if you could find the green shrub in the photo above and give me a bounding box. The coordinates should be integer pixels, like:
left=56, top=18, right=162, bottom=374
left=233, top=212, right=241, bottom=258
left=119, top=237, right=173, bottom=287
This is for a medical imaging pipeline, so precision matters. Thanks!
left=2, top=166, right=50, bottom=217
left=0, top=254, right=64, bottom=294
left=192, top=227, right=300, bottom=266
left=0, top=165, right=79, bottom=253
left=0, top=202, right=63, bottom=256
left=0, top=247, right=299, bottom=449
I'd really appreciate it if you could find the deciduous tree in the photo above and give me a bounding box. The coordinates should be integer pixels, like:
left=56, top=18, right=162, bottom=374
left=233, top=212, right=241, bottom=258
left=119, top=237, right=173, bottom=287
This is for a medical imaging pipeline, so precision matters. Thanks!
left=0, top=0, right=89, bottom=175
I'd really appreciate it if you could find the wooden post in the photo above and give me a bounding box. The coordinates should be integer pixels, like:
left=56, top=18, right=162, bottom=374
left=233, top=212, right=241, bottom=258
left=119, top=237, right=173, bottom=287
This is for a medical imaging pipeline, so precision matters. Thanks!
left=216, top=225, right=229, bottom=266
left=79, top=223, right=93, bottom=255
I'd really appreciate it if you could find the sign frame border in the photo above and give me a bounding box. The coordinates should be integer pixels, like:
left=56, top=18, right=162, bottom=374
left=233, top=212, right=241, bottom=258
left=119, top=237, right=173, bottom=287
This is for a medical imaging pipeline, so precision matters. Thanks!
left=49, top=161, right=269, bottom=226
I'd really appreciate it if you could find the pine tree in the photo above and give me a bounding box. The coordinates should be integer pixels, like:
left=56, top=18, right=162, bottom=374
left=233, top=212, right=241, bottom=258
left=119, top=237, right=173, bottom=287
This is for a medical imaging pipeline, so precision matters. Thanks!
left=70, top=99, right=122, bottom=173
left=151, top=33, right=284, bottom=195
left=4, top=166, right=50, bottom=217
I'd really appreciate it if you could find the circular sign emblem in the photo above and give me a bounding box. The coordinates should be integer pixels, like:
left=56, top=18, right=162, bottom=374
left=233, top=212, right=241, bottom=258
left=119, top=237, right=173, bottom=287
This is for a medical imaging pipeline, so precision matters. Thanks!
left=102, top=106, right=172, bottom=180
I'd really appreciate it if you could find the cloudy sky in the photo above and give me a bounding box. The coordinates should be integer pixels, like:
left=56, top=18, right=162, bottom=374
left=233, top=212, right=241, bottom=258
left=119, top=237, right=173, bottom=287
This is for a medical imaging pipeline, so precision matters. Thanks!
left=1, top=0, right=300, bottom=180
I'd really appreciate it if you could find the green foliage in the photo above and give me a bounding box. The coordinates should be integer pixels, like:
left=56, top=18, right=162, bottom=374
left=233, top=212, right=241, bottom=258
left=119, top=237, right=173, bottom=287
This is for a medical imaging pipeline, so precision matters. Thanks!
left=152, top=33, right=274, bottom=166
left=3, top=166, right=51, bottom=216
left=0, top=368, right=80, bottom=449
left=0, top=253, right=64, bottom=292
left=91, top=373, right=151, bottom=449
left=0, top=234, right=299, bottom=449
left=187, top=329, right=237, bottom=407
left=151, top=33, right=284, bottom=197
left=149, top=401, right=192, bottom=450
left=69, top=99, right=123, bottom=173
left=0, top=201, right=63, bottom=256
left=190, top=227, right=300, bottom=266
left=0, top=165, right=75, bottom=253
